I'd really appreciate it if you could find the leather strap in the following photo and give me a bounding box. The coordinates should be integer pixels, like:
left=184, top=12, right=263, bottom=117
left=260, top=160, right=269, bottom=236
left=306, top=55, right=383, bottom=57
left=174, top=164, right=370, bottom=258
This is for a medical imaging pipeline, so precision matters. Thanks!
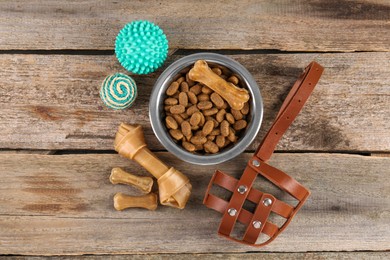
left=203, top=61, right=324, bottom=247
left=257, top=62, right=324, bottom=161
left=218, top=168, right=257, bottom=237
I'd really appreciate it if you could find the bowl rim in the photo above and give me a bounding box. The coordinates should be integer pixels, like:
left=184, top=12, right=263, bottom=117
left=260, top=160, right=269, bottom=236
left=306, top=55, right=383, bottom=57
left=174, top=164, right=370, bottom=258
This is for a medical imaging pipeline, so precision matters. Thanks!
left=149, top=52, right=263, bottom=165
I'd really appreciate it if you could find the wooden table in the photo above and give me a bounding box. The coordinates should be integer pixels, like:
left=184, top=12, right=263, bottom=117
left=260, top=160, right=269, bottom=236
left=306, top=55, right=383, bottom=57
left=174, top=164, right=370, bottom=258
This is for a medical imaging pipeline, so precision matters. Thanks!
left=0, top=1, right=389, bottom=259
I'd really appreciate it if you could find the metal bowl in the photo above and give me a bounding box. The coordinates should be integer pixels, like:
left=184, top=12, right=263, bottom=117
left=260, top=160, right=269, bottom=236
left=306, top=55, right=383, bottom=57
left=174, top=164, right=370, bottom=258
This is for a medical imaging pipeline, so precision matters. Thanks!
left=149, top=53, right=263, bottom=165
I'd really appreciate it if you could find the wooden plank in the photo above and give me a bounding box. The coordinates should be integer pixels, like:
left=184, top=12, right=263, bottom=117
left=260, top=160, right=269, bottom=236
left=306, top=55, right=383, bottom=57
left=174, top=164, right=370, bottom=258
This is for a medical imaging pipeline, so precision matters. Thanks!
left=0, top=52, right=389, bottom=152
left=0, top=153, right=388, bottom=255
left=371, top=153, right=390, bottom=157
left=2, top=252, right=389, bottom=259
left=0, top=0, right=389, bottom=51
left=0, top=150, right=54, bottom=155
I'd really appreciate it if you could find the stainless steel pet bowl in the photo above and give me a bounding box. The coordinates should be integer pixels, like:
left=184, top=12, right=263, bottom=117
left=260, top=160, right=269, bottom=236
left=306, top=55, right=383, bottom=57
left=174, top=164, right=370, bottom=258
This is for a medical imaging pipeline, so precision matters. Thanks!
left=149, top=53, right=263, bottom=165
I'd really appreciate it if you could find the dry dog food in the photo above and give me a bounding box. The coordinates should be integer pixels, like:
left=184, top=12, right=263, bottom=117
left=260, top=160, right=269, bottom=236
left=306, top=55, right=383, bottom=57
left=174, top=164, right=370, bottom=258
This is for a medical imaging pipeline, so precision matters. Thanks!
left=163, top=61, right=250, bottom=154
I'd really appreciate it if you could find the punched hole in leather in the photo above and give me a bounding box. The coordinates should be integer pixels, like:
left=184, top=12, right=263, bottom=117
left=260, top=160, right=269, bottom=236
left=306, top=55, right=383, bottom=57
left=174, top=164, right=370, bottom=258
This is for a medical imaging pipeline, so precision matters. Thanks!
left=203, top=61, right=324, bottom=247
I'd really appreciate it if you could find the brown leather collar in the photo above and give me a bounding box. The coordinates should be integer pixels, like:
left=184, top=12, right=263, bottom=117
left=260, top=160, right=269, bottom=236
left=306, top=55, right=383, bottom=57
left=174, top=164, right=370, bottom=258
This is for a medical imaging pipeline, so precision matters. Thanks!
left=203, top=61, right=324, bottom=247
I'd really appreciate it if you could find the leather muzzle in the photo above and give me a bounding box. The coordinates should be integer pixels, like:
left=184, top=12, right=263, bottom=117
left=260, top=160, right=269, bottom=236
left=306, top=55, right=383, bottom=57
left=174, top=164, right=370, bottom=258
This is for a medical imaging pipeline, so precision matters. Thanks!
left=203, top=61, right=324, bottom=247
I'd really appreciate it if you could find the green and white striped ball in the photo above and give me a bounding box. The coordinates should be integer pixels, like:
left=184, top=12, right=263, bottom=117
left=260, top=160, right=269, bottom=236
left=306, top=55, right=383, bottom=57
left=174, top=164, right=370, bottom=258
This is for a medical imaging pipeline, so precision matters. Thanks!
left=100, top=73, right=137, bottom=110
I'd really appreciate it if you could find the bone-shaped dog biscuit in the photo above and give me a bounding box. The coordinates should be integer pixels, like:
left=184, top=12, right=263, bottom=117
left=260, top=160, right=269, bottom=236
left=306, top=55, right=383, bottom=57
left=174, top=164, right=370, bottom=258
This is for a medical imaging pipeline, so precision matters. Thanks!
left=113, top=192, right=157, bottom=211
left=110, top=167, right=153, bottom=194
left=189, top=60, right=250, bottom=110
left=114, top=123, right=192, bottom=209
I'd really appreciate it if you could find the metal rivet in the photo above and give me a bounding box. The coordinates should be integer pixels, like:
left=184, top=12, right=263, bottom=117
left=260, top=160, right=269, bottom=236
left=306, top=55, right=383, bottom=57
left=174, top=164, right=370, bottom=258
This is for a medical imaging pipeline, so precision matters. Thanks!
left=237, top=185, right=248, bottom=194
left=228, top=208, right=237, bottom=216
left=253, top=221, right=262, bottom=229
left=263, top=198, right=272, bottom=206
left=252, top=160, right=260, bottom=167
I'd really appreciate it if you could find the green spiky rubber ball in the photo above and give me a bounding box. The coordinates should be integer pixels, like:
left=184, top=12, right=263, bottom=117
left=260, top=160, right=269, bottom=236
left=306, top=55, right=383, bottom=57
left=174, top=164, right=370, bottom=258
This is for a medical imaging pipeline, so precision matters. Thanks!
left=115, top=20, right=169, bottom=75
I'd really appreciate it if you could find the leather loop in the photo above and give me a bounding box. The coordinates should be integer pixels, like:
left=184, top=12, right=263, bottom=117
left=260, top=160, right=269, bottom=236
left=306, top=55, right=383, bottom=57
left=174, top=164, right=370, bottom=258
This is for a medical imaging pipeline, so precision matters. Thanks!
left=203, top=192, right=282, bottom=237
left=214, top=170, right=237, bottom=191
left=218, top=167, right=257, bottom=236
left=243, top=193, right=274, bottom=244
left=209, top=170, right=294, bottom=218
left=248, top=158, right=309, bottom=201
left=203, top=61, right=324, bottom=247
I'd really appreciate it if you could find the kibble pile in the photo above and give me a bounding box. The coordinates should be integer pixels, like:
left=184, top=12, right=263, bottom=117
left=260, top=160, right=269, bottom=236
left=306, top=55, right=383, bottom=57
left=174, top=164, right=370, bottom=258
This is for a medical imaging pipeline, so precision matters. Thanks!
left=163, top=64, right=250, bottom=154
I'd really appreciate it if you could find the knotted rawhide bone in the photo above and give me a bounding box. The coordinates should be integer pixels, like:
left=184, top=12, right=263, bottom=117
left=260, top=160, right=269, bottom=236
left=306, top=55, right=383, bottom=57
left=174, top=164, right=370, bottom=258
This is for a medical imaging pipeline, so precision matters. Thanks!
left=110, top=167, right=153, bottom=194
left=203, top=61, right=324, bottom=247
left=114, top=123, right=192, bottom=209
left=114, top=192, right=158, bottom=211
left=188, top=60, right=250, bottom=110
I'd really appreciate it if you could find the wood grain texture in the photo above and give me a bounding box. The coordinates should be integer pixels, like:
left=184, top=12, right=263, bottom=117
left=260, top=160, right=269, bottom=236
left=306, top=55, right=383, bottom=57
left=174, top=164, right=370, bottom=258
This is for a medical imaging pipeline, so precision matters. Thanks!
left=3, top=252, right=390, bottom=259
left=0, top=0, right=389, bottom=51
left=371, top=153, right=390, bottom=157
left=0, top=150, right=54, bottom=155
left=0, top=153, right=388, bottom=255
left=0, top=52, right=389, bottom=152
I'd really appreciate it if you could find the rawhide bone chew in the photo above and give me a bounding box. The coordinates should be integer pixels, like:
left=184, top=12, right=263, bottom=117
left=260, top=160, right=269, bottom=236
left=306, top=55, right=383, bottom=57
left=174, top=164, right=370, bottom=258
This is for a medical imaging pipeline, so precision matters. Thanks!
left=114, top=123, right=192, bottom=209
left=114, top=192, right=158, bottom=211
left=189, top=60, right=250, bottom=110
left=203, top=61, right=324, bottom=247
left=110, top=167, right=153, bottom=194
